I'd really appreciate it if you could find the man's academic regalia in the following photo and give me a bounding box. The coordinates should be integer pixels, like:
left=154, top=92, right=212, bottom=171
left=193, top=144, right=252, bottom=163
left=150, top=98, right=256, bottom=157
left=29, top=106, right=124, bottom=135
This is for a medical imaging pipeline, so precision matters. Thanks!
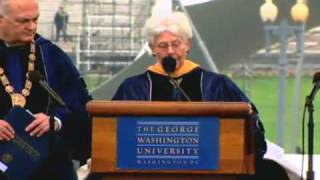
left=0, top=34, right=91, bottom=179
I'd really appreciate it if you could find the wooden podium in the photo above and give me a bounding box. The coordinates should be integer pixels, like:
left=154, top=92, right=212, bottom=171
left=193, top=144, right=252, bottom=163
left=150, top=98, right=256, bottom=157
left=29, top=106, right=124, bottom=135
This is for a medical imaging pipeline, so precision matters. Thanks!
left=86, top=101, right=255, bottom=180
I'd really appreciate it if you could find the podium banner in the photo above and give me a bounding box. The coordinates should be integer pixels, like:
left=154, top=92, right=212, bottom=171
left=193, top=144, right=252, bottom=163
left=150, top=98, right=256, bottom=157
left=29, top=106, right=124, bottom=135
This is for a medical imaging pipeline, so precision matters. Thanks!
left=117, top=116, right=219, bottom=170
left=0, top=107, right=49, bottom=179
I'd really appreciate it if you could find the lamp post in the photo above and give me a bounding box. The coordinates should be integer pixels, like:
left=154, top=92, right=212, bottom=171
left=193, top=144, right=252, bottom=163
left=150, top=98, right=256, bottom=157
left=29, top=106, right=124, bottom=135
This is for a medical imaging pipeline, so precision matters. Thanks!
left=259, top=0, right=309, bottom=147
left=260, top=1, right=313, bottom=179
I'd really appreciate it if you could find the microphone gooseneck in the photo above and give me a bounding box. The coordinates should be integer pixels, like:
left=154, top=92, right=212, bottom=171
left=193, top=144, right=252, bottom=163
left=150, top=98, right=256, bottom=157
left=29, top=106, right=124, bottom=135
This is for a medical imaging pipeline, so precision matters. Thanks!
left=161, top=56, right=191, bottom=101
left=29, top=71, right=67, bottom=107
left=304, top=72, right=319, bottom=180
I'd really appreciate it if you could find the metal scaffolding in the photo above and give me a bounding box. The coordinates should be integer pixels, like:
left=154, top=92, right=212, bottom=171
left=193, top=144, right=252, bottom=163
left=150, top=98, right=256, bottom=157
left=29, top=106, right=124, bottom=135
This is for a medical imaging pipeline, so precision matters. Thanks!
left=76, top=0, right=153, bottom=74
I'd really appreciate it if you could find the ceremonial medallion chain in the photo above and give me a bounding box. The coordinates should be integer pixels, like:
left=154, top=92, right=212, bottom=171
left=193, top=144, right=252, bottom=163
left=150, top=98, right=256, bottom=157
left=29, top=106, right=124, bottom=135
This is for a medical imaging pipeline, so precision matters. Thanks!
left=0, top=41, right=36, bottom=107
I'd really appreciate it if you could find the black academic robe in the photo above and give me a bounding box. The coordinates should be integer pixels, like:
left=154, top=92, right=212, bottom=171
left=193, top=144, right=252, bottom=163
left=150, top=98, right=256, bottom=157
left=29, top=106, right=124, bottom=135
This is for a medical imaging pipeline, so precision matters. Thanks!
left=113, top=66, right=266, bottom=160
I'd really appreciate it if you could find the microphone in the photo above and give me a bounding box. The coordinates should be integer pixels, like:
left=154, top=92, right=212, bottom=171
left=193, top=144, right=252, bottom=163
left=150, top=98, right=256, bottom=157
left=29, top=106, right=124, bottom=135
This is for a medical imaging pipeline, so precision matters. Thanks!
left=29, top=71, right=67, bottom=107
left=305, top=72, right=320, bottom=107
left=161, top=56, right=191, bottom=101
left=162, top=56, right=176, bottom=74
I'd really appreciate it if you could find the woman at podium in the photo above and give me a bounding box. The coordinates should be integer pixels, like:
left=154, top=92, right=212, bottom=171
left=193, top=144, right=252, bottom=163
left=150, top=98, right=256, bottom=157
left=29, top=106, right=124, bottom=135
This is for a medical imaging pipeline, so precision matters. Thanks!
left=112, top=10, right=289, bottom=180
left=113, top=9, right=266, bottom=161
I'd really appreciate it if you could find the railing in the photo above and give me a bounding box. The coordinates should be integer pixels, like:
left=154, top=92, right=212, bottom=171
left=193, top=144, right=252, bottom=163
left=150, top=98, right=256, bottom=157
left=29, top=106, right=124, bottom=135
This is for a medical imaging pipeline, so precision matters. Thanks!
left=38, top=21, right=82, bottom=42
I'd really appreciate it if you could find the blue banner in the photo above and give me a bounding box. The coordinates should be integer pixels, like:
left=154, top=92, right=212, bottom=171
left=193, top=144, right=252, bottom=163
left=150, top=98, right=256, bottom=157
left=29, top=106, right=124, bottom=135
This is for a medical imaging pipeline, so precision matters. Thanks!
left=118, top=116, right=219, bottom=170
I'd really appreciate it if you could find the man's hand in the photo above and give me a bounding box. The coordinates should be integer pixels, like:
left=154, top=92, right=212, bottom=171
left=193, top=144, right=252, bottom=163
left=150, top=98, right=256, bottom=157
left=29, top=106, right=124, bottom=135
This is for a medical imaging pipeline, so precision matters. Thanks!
left=25, top=113, right=50, bottom=137
left=0, top=120, right=15, bottom=141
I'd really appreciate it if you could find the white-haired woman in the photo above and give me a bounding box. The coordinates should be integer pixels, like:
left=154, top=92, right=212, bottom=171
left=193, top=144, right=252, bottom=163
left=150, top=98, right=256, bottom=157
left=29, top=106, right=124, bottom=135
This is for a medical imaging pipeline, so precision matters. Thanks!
left=112, top=11, right=287, bottom=179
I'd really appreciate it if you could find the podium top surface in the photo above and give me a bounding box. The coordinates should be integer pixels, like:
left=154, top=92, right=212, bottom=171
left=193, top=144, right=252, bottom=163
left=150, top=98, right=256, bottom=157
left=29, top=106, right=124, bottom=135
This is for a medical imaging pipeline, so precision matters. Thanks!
left=86, top=101, right=251, bottom=117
